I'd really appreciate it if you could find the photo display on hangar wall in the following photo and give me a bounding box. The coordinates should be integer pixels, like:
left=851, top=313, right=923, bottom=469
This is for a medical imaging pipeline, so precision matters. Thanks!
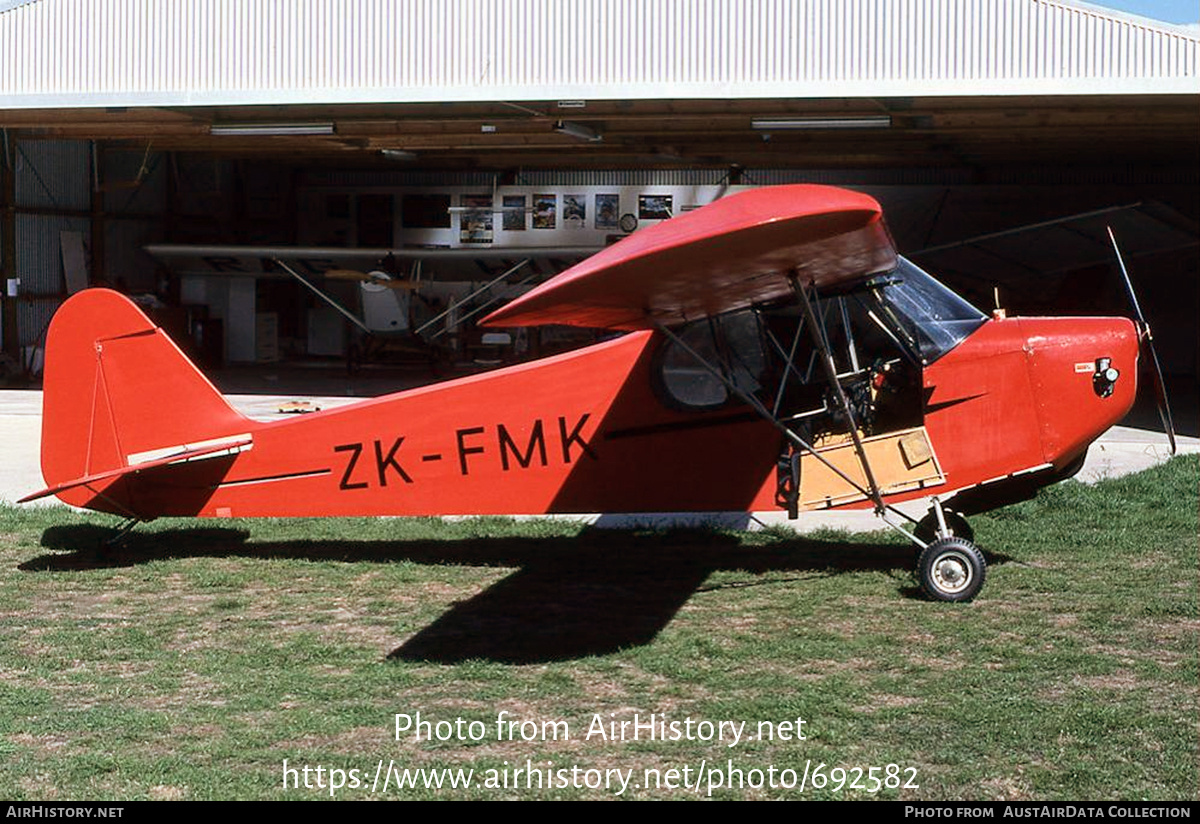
left=638, top=194, right=674, bottom=220
left=502, top=195, right=527, bottom=231
left=459, top=194, right=494, bottom=243
left=301, top=185, right=731, bottom=249
left=533, top=194, right=557, bottom=229
left=563, top=194, right=586, bottom=227
left=595, top=193, right=619, bottom=230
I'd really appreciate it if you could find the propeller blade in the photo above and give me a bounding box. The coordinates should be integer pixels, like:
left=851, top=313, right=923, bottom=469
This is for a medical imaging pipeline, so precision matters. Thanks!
left=1142, top=329, right=1177, bottom=455
left=1107, top=226, right=1176, bottom=454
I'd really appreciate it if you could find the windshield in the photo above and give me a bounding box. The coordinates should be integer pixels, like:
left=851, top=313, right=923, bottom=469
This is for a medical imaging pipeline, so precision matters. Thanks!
left=859, top=258, right=986, bottom=364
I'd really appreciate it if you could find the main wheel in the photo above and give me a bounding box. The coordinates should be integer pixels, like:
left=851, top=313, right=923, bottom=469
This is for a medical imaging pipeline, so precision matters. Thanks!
left=914, top=509, right=974, bottom=545
left=917, top=537, right=986, bottom=602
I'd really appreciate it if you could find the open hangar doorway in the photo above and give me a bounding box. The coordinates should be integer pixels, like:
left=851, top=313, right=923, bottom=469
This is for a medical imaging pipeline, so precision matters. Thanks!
left=1, top=95, right=1195, bottom=441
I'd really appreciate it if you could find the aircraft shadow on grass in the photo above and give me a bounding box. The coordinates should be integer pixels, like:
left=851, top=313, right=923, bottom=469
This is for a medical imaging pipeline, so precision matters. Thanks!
left=23, top=523, right=1011, bottom=664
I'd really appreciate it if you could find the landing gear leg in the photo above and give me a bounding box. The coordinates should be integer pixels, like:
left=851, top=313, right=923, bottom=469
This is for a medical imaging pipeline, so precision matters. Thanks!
left=914, top=498, right=974, bottom=544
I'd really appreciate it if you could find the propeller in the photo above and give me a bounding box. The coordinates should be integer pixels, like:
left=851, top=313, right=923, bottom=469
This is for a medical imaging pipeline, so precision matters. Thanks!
left=1106, top=226, right=1176, bottom=454
left=323, top=268, right=421, bottom=291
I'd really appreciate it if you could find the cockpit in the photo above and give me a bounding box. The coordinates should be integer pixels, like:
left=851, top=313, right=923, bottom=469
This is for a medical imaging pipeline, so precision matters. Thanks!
left=653, top=257, right=986, bottom=438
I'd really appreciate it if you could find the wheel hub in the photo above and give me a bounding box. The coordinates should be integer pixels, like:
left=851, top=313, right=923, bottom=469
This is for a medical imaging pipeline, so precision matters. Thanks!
left=933, top=554, right=971, bottom=593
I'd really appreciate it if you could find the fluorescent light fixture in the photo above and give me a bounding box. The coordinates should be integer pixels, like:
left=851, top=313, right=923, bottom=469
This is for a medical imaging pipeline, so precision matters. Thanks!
left=557, top=100, right=587, bottom=108
left=751, top=116, right=891, bottom=130
left=380, top=149, right=418, bottom=161
left=553, top=120, right=603, bottom=142
left=210, top=122, right=335, bottom=136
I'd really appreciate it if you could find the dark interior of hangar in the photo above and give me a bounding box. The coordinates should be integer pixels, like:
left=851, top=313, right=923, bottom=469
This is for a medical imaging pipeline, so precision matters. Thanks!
left=0, top=95, right=1195, bottom=433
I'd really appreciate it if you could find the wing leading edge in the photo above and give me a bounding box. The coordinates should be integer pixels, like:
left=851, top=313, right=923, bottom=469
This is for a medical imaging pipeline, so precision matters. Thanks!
left=482, top=185, right=898, bottom=331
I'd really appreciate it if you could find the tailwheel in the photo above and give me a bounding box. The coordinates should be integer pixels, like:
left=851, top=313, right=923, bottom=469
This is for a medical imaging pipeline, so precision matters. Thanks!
left=917, top=537, right=986, bottom=602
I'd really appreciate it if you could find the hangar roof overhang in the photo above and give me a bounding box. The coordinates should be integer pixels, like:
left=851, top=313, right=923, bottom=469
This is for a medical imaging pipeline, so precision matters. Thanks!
left=0, top=0, right=1196, bottom=171
left=1, top=95, right=1197, bottom=173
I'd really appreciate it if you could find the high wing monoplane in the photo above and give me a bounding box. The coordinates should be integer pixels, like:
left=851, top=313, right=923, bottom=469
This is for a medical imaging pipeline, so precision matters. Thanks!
left=25, top=185, right=1173, bottom=601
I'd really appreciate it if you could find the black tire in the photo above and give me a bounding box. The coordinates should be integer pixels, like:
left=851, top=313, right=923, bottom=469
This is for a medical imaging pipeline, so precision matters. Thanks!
left=917, top=537, right=986, bottom=602
left=914, top=509, right=974, bottom=545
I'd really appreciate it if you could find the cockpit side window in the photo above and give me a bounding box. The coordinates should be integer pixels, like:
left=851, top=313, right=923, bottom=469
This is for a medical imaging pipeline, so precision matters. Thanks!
left=655, top=311, right=767, bottom=411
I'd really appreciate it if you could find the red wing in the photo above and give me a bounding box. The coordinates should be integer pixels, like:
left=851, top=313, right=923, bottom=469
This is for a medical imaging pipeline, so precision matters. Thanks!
left=482, top=185, right=897, bottom=331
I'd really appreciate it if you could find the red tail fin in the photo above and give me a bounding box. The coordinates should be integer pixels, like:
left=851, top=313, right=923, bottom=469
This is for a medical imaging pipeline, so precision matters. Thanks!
left=39, top=289, right=252, bottom=511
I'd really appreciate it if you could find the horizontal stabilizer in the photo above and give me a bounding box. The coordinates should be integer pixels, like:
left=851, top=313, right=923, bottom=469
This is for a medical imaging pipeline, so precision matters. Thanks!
left=20, top=437, right=252, bottom=503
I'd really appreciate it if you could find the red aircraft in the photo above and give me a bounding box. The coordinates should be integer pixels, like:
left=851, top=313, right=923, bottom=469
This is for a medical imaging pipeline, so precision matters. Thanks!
left=23, top=185, right=1174, bottom=602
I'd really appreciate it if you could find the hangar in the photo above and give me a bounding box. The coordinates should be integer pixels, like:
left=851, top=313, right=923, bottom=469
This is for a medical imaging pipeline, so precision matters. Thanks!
left=0, top=0, right=1196, bottom=423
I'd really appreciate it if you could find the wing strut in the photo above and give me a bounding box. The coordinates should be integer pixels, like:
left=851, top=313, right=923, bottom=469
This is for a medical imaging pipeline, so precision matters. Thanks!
left=273, top=258, right=372, bottom=334
left=650, top=315, right=909, bottom=525
left=791, top=275, right=886, bottom=514
left=427, top=263, right=538, bottom=340
left=415, top=259, right=530, bottom=336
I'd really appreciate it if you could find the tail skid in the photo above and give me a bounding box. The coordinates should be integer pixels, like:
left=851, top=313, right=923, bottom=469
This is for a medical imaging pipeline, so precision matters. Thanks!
left=36, top=289, right=254, bottom=514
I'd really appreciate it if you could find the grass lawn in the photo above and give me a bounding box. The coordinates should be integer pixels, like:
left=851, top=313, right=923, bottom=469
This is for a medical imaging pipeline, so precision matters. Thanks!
left=0, top=456, right=1195, bottom=800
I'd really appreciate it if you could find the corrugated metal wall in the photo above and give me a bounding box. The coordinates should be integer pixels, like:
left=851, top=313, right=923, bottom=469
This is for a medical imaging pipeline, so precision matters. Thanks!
left=13, top=140, right=88, bottom=211
left=11, top=141, right=89, bottom=347
left=1, top=0, right=1195, bottom=105
left=6, top=141, right=172, bottom=348
left=14, top=212, right=87, bottom=296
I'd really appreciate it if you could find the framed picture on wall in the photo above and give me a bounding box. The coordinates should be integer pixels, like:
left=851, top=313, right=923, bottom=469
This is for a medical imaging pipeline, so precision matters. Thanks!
left=459, top=194, right=494, bottom=243
left=595, top=194, right=619, bottom=229
left=563, top=194, right=586, bottom=227
left=638, top=194, right=673, bottom=220
left=502, top=195, right=527, bottom=231
left=533, top=194, right=557, bottom=229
